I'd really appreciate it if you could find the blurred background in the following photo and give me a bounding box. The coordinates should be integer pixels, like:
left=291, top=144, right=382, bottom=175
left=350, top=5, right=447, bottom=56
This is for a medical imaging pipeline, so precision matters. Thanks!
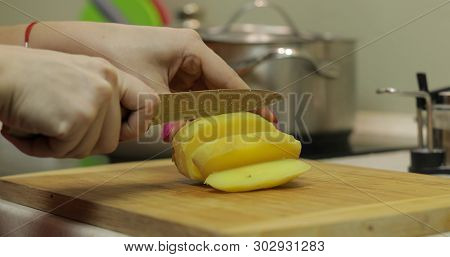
left=1, top=0, right=449, bottom=175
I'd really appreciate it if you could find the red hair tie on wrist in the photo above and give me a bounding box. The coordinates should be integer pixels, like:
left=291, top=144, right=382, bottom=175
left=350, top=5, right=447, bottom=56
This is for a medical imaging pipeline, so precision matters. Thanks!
left=24, top=21, right=38, bottom=48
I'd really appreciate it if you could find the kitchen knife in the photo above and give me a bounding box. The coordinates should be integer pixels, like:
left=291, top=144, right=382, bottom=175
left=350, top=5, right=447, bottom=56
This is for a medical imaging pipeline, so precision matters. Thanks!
left=4, top=89, right=283, bottom=138
left=150, top=89, right=282, bottom=124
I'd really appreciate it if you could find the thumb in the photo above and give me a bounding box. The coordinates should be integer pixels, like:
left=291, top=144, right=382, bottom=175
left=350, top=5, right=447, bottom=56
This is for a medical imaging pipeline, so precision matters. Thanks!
left=189, top=41, right=250, bottom=90
left=117, top=71, right=161, bottom=141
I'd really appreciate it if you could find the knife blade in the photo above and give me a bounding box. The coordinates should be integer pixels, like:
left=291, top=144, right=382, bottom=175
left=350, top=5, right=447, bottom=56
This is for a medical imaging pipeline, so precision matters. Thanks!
left=149, top=89, right=283, bottom=125
left=5, top=89, right=283, bottom=138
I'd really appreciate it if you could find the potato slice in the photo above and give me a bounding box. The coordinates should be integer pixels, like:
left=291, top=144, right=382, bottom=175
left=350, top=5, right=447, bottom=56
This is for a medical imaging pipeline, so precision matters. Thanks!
left=172, top=112, right=277, bottom=180
left=204, top=159, right=311, bottom=192
left=192, top=131, right=301, bottom=177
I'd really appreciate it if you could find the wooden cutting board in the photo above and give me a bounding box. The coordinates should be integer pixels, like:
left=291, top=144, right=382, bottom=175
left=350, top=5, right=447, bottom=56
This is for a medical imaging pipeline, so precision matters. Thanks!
left=0, top=159, right=450, bottom=236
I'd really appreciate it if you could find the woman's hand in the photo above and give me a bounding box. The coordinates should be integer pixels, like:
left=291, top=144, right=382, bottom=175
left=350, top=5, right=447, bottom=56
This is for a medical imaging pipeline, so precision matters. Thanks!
left=95, top=26, right=249, bottom=93
left=0, top=22, right=278, bottom=144
left=14, top=22, right=250, bottom=93
left=0, top=45, right=159, bottom=158
left=26, top=22, right=278, bottom=139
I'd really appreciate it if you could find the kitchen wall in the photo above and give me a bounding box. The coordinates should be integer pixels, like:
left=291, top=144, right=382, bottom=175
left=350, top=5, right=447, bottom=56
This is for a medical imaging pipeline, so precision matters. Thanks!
left=1, top=0, right=449, bottom=113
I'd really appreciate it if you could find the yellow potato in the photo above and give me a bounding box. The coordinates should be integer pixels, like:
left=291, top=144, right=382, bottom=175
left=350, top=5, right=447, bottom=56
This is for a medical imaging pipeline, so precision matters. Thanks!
left=204, top=159, right=311, bottom=192
left=192, top=131, right=301, bottom=177
left=171, top=112, right=310, bottom=192
left=172, top=112, right=277, bottom=180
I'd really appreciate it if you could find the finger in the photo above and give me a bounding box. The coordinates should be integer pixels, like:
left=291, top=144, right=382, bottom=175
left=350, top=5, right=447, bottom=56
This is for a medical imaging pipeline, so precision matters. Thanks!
left=35, top=91, right=107, bottom=157
left=2, top=130, right=54, bottom=158
left=187, top=41, right=250, bottom=90
left=65, top=105, right=107, bottom=158
left=45, top=107, right=98, bottom=157
left=162, top=121, right=186, bottom=142
left=2, top=119, right=95, bottom=158
left=252, top=108, right=278, bottom=124
left=117, top=71, right=161, bottom=141
left=169, top=55, right=202, bottom=91
left=91, top=92, right=121, bottom=155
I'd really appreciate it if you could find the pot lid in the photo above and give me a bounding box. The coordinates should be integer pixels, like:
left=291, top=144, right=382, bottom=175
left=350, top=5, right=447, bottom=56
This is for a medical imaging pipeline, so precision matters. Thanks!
left=201, top=23, right=313, bottom=44
left=199, top=0, right=315, bottom=44
left=199, top=0, right=351, bottom=45
left=201, top=23, right=352, bottom=44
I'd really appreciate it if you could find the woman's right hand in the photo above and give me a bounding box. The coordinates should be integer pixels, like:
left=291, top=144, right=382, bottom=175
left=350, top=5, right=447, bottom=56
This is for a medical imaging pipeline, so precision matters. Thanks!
left=0, top=45, right=159, bottom=158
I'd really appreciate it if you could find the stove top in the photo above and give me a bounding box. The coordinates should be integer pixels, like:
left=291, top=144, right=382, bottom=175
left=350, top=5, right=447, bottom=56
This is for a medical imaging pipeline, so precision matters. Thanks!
left=297, top=131, right=416, bottom=159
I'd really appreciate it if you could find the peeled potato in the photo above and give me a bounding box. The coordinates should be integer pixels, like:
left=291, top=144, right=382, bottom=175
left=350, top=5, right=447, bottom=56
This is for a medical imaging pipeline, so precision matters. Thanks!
left=171, top=112, right=311, bottom=192
left=192, top=131, right=301, bottom=178
left=205, top=159, right=311, bottom=192
left=172, top=112, right=277, bottom=180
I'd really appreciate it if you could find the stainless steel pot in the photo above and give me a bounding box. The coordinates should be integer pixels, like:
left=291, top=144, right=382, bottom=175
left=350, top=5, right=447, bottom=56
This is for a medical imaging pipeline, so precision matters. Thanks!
left=201, top=0, right=356, bottom=138
left=434, top=92, right=450, bottom=165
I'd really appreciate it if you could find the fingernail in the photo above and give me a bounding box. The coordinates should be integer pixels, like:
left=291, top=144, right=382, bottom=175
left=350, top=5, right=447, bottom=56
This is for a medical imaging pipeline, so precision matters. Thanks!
left=267, top=109, right=278, bottom=124
left=273, top=114, right=278, bottom=124
left=274, top=121, right=280, bottom=130
left=162, top=123, right=174, bottom=142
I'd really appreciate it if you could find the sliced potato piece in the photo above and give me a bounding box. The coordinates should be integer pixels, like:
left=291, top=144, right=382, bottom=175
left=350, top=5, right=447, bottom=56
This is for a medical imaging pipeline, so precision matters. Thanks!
left=172, top=112, right=277, bottom=180
left=204, top=159, right=311, bottom=192
left=192, top=131, right=301, bottom=177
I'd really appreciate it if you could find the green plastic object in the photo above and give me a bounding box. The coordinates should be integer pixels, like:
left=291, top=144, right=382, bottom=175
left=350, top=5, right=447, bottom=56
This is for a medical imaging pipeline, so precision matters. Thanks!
left=80, top=155, right=110, bottom=167
left=80, top=0, right=162, bottom=26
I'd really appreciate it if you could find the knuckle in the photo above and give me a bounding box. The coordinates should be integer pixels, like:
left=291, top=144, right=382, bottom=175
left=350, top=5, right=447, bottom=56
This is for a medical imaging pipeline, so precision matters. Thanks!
left=75, top=106, right=97, bottom=124
left=91, top=57, right=118, bottom=84
left=181, top=28, right=202, bottom=41
left=54, top=121, right=72, bottom=139
left=92, top=57, right=118, bottom=86
left=95, top=82, right=114, bottom=101
left=54, top=106, right=96, bottom=139
left=102, top=66, right=118, bottom=86
left=92, top=56, right=111, bottom=66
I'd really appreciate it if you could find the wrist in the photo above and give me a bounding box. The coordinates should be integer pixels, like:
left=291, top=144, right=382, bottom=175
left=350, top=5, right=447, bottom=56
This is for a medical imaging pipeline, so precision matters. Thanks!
left=0, top=24, right=26, bottom=46
left=31, top=22, right=119, bottom=57
left=25, top=21, right=78, bottom=52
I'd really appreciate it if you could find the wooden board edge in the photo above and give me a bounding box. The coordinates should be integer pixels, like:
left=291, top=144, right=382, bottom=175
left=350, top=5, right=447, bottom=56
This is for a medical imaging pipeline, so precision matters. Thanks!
left=305, top=160, right=450, bottom=182
left=220, top=194, right=450, bottom=236
left=0, top=179, right=219, bottom=237
left=0, top=159, right=174, bottom=180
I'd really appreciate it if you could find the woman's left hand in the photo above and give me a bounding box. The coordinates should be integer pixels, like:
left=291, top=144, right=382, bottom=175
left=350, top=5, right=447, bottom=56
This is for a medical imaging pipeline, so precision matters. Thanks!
left=29, top=22, right=249, bottom=94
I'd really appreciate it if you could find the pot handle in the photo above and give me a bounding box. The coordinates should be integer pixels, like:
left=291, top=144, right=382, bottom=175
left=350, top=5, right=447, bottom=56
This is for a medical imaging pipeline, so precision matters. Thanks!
left=221, top=0, right=301, bottom=38
left=232, top=47, right=339, bottom=79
